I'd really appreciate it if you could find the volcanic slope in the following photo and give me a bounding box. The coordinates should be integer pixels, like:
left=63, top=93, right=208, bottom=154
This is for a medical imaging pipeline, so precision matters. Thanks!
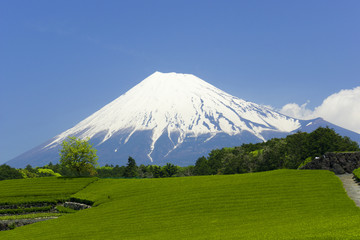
left=7, top=72, right=360, bottom=167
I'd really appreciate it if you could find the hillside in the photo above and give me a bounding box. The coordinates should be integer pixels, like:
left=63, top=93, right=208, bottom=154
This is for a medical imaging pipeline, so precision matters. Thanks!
left=1, top=170, right=360, bottom=239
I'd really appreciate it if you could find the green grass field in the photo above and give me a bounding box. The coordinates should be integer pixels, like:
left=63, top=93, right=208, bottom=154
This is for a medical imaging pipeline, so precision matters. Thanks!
left=1, top=170, right=360, bottom=239
left=0, top=177, right=97, bottom=205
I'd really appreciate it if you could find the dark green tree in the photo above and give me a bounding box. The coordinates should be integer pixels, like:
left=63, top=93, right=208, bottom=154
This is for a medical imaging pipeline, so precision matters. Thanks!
left=194, top=156, right=211, bottom=175
left=96, top=166, right=114, bottom=178
left=0, top=164, right=23, bottom=180
left=207, top=149, right=225, bottom=174
left=177, top=165, right=195, bottom=177
left=112, top=165, right=126, bottom=177
left=149, top=165, right=162, bottom=178
left=161, top=163, right=178, bottom=177
left=25, top=164, right=36, bottom=173
left=284, top=131, right=309, bottom=168
left=307, top=127, right=359, bottom=157
left=124, top=157, right=138, bottom=178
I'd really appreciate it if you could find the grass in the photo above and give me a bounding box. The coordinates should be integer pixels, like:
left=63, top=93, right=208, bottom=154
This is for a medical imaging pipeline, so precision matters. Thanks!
left=1, top=170, right=360, bottom=239
left=0, top=213, right=63, bottom=221
left=0, top=177, right=97, bottom=205
left=55, top=206, right=77, bottom=213
left=0, top=206, right=53, bottom=214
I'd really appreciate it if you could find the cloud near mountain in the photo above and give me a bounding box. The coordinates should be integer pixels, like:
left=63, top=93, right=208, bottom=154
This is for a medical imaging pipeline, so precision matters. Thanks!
left=280, top=86, right=360, bottom=134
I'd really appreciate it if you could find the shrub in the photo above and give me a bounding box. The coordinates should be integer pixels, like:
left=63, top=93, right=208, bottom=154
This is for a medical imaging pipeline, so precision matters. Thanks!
left=37, top=168, right=61, bottom=177
left=0, top=165, right=23, bottom=180
left=298, top=157, right=313, bottom=169
left=56, top=206, right=76, bottom=213
left=0, top=206, right=52, bottom=214
left=68, top=197, right=94, bottom=206
left=353, top=168, right=360, bottom=182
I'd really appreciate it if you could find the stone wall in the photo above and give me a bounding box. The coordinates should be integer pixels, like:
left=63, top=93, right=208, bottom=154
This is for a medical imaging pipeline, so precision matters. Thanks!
left=0, top=218, right=54, bottom=231
left=63, top=202, right=91, bottom=210
left=300, top=152, right=360, bottom=174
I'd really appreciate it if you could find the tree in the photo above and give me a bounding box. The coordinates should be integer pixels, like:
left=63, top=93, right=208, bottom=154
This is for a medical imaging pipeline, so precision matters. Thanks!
left=37, top=168, right=61, bottom=177
left=59, top=136, right=98, bottom=176
left=0, top=164, right=23, bottom=180
left=112, top=165, right=126, bottom=177
left=25, top=164, right=36, bottom=173
left=161, top=163, right=178, bottom=177
left=194, top=156, right=211, bottom=175
left=149, top=165, right=162, bottom=178
left=123, top=156, right=138, bottom=178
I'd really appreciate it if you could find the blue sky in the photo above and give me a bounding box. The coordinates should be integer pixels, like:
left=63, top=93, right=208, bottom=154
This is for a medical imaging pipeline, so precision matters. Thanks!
left=1, top=0, right=359, bottom=164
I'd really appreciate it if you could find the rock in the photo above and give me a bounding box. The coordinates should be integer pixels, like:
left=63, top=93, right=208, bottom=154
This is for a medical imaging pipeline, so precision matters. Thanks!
left=63, top=202, right=91, bottom=210
left=300, top=152, right=360, bottom=174
left=0, top=218, right=53, bottom=231
left=333, top=163, right=345, bottom=174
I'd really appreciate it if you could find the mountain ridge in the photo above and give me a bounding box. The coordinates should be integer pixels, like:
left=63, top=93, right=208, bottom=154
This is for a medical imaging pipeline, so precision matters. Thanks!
left=6, top=72, right=360, bottom=167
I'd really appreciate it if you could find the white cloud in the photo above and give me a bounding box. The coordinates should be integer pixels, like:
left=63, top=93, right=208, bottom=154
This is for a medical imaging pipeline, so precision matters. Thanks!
left=279, top=101, right=314, bottom=120
left=313, top=87, right=360, bottom=134
left=279, top=86, right=360, bottom=134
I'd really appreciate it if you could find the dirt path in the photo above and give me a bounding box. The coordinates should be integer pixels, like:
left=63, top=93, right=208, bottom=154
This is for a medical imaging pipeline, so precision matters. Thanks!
left=337, top=173, right=360, bottom=207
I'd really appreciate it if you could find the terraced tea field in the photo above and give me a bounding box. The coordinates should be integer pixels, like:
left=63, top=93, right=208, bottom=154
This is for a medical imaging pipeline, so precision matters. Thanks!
left=0, top=177, right=96, bottom=205
left=1, top=170, right=360, bottom=239
left=0, top=177, right=97, bottom=230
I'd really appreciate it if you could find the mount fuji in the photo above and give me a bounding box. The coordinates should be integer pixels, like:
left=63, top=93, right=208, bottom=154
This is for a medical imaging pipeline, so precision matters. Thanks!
left=7, top=72, right=360, bottom=167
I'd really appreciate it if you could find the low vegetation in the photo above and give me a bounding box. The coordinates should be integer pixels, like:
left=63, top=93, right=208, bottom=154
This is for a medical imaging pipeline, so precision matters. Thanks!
left=1, top=170, right=360, bottom=239
left=353, top=167, right=360, bottom=181
left=1, top=127, right=359, bottom=238
left=0, top=177, right=96, bottom=205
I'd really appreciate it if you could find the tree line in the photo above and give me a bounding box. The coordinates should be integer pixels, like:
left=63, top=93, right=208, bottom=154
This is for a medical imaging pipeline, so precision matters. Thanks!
left=193, top=127, right=359, bottom=175
left=1, top=127, right=359, bottom=180
left=0, top=158, right=194, bottom=180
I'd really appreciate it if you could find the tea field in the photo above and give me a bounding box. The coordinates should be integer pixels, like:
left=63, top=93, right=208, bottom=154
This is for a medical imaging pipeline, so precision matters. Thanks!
left=1, top=170, right=360, bottom=239
left=0, top=177, right=97, bottom=205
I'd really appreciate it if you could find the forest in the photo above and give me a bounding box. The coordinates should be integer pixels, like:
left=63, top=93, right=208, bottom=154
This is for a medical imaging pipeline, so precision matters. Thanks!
left=1, top=127, right=359, bottom=180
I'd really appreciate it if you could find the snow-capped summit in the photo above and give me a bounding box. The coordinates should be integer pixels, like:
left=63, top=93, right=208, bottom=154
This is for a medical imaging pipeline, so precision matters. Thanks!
left=44, top=71, right=299, bottom=161
left=7, top=72, right=359, bottom=167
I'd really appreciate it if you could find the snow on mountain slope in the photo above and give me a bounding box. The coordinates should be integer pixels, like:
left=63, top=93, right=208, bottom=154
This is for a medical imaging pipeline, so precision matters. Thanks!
left=44, top=71, right=300, bottom=162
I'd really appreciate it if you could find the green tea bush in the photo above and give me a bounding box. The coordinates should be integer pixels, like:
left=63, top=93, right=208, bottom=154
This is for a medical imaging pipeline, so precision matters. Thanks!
left=298, top=157, right=313, bottom=169
left=0, top=206, right=52, bottom=214
left=0, top=177, right=97, bottom=205
left=2, top=170, right=360, bottom=239
left=55, top=206, right=76, bottom=213
left=353, top=167, right=360, bottom=181
left=0, top=213, right=63, bottom=220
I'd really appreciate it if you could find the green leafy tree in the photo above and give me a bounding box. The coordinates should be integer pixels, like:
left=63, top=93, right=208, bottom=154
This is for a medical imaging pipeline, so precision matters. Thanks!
left=207, top=150, right=225, bottom=174
left=25, top=164, right=36, bottom=173
left=149, top=165, right=162, bottom=178
left=37, top=168, right=61, bottom=177
left=96, top=166, right=113, bottom=178
left=18, top=169, right=38, bottom=178
left=124, top=156, right=138, bottom=178
left=307, top=127, right=359, bottom=158
left=59, top=136, right=98, bottom=176
left=112, top=165, right=126, bottom=177
left=161, top=163, right=178, bottom=177
left=0, top=164, right=23, bottom=180
left=194, top=156, right=211, bottom=175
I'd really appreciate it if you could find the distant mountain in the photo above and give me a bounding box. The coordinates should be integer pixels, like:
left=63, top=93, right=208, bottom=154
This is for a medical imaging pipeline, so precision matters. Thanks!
left=7, top=72, right=360, bottom=168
